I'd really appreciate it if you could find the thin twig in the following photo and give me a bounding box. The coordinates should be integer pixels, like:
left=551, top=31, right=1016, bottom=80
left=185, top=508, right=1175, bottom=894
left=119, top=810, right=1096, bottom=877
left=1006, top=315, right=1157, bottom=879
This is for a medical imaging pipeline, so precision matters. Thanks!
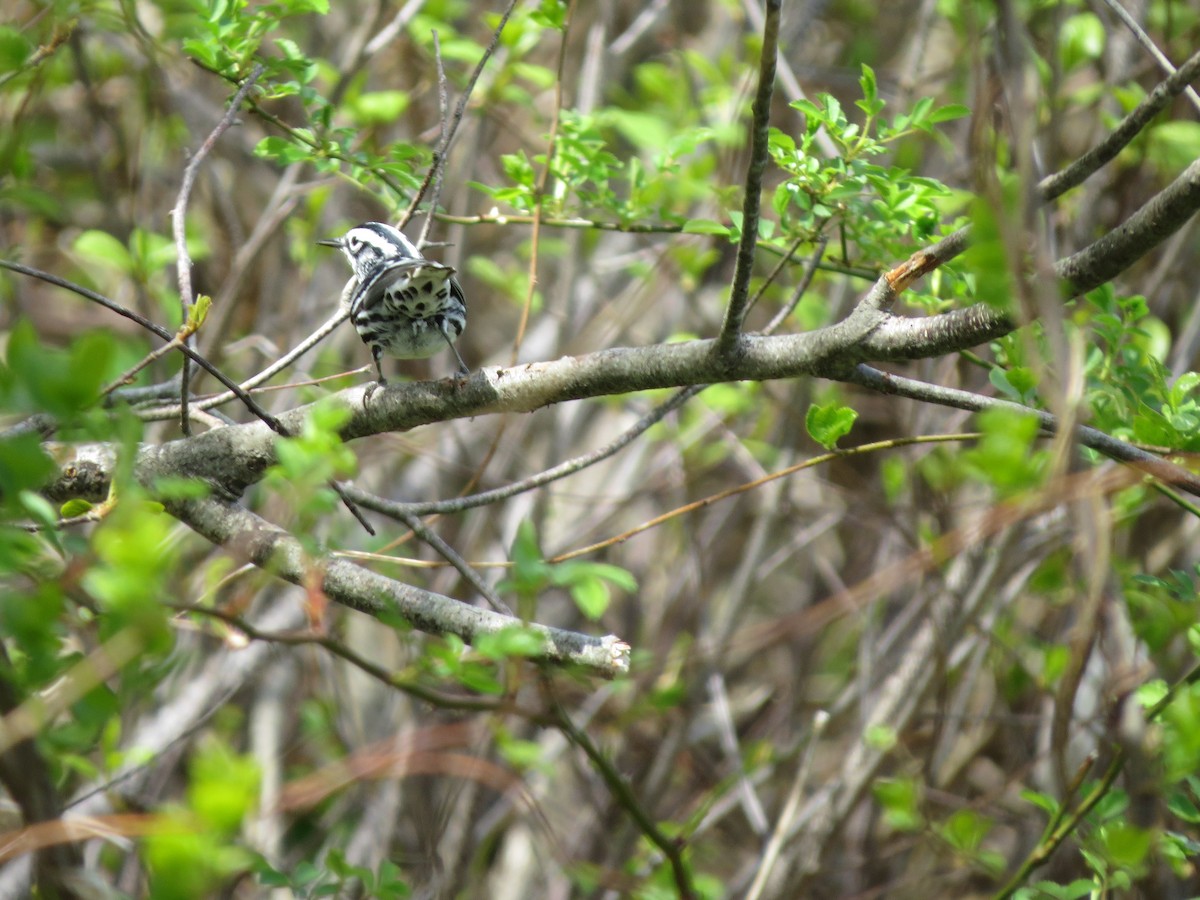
left=0, top=260, right=373, bottom=534
left=763, top=238, right=828, bottom=333
left=0, top=21, right=73, bottom=89
left=548, top=434, right=977, bottom=563
left=0, top=260, right=284, bottom=433
left=512, top=0, right=575, bottom=361
left=363, top=0, right=426, bottom=58
left=415, top=31, right=451, bottom=251
left=718, top=0, right=783, bottom=353
left=746, top=710, right=829, bottom=900
left=341, top=387, right=701, bottom=518
left=135, top=305, right=352, bottom=419
left=1096, top=0, right=1200, bottom=114
left=1056, top=157, right=1200, bottom=294
left=398, top=0, right=520, bottom=231
left=1038, top=46, right=1200, bottom=201
left=543, top=678, right=696, bottom=898
left=849, top=364, right=1200, bottom=492
left=172, top=64, right=265, bottom=435
left=101, top=333, right=192, bottom=398
left=395, top=509, right=514, bottom=615
left=173, top=604, right=515, bottom=713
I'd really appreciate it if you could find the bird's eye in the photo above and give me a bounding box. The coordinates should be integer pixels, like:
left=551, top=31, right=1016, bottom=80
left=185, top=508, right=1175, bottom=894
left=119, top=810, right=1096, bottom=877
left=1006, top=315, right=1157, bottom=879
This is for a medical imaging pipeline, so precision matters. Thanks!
left=347, top=236, right=363, bottom=253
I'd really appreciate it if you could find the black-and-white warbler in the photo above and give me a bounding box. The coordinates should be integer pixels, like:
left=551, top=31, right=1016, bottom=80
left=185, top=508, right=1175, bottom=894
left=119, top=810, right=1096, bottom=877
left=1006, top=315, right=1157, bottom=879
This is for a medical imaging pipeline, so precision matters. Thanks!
left=318, top=222, right=468, bottom=383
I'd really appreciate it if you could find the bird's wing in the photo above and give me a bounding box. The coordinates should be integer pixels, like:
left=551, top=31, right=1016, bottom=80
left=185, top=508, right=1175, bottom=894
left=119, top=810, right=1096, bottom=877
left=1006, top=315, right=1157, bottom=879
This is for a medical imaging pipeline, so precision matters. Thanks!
left=350, top=257, right=448, bottom=316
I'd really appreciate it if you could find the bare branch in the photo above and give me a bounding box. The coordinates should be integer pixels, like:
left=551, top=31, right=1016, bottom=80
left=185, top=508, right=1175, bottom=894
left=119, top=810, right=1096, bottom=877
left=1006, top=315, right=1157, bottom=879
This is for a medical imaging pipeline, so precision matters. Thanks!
left=717, top=0, right=782, bottom=353
left=415, top=30, right=451, bottom=251
left=398, top=0, right=520, bottom=231
left=138, top=305, right=352, bottom=419
left=1038, top=47, right=1200, bottom=202
left=343, top=386, right=701, bottom=517
left=847, top=364, right=1200, bottom=493
left=1097, top=0, right=1200, bottom=115
left=172, top=64, right=265, bottom=434
left=393, top=509, right=513, bottom=615
left=1057, top=157, right=1200, bottom=293
left=0, top=260, right=285, bottom=434
left=857, top=303, right=1014, bottom=360
left=164, top=495, right=630, bottom=677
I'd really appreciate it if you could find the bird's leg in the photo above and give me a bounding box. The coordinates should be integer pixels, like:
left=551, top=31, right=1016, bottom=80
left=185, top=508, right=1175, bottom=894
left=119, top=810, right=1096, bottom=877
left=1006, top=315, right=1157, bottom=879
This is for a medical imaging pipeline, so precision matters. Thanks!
left=441, top=325, right=469, bottom=378
left=364, top=345, right=388, bottom=404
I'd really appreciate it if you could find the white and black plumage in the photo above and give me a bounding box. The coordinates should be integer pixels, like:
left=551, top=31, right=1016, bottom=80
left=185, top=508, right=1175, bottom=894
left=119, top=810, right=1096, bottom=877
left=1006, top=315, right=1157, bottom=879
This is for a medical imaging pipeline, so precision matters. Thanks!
left=318, top=222, right=468, bottom=382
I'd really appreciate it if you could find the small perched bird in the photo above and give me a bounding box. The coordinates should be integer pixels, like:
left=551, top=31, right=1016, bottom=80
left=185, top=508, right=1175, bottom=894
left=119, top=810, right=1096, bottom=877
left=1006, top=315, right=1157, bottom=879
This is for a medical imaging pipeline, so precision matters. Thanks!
left=318, top=222, right=468, bottom=383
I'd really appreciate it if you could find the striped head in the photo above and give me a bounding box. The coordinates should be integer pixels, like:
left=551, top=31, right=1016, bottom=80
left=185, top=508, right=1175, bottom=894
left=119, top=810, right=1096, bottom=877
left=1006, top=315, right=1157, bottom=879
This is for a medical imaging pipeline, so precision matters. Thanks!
left=317, top=222, right=420, bottom=281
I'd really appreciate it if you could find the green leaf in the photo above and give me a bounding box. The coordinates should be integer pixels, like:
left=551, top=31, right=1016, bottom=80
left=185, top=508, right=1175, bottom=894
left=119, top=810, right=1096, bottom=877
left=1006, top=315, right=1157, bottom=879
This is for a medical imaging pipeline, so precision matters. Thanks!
left=927, top=104, right=971, bottom=124
left=188, top=738, right=260, bottom=833
left=497, top=520, right=551, bottom=610
left=1059, top=12, right=1105, bottom=71
left=682, top=218, right=731, bottom=236
left=5, top=319, right=118, bottom=418
left=806, top=401, right=858, bottom=449
left=856, top=64, right=884, bottom=116
left=59, top=499, right=94, bottom=518
left=352, top=90, right=410, bottom=125
left=497, top=735, right=545, bottom=769
left=531, top=0, right=567, bottom=29
left=569, top=577, right=610, bottom=620
left=872, top=776, right=923, bottom=831
left=939, top=808, right=992, bottom=853
left=790, top=98, right=824, bottom=121
left=1146, top=121, right=1200, bottom=178
left=0, top=26, right=34, bottom=70
left=254, top=136, right=312, bottom=165
left=73, top=230, right=133, bottom=274
left=990, top=366, right=1038, bottom=403
left=865, top=724, right=896, bottom=750
left=0, top=433, right=55, bottom=505
left=187, top=295, right=212, bottom=331
left=1167, top=789, right=1200, bottom=824
left=1020, top=789, right=1061, bottom=817
left=962, top=407, right=1046, bottom=495
left=1100, top=822, right=1153, bottom=868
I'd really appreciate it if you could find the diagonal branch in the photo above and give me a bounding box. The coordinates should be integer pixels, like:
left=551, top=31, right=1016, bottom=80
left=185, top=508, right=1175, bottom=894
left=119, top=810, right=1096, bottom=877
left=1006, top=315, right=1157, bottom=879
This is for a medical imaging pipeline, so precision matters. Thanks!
left=343, top=386, right=701, bottom=518
left=717, top=0, right=782, bottom=354
left=1097, top=0, right=1200, bottom=115
left=398, top=0, right=519, bottom=231
left=0, top=260, right=373, bottom=533
left=1038, top=46, right=1200, bottom=202
left=846, top=364, right=1200, bottom=493
left=0, top=260, right=285, bottom=433
left=1056, top=157, right=1200, bottom=293
left=164, top=495, right=629, bottom=677
left=873, top=48, right=1200, bottom=291
left=172, top=64, right=264, bottom=435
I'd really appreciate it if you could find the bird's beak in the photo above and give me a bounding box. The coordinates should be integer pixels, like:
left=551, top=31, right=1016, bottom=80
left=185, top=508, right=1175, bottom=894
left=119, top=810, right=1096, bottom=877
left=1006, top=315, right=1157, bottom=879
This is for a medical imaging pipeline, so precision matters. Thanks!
left=316, top=237, right=343, bottom=248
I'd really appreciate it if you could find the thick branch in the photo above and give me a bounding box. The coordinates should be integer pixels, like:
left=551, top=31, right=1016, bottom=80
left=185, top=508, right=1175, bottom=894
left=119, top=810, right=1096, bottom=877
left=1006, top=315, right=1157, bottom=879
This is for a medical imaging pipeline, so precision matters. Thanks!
left=1057, top=157, right=1200, bottom=294
left=43, top=302, right=889, bottom=503
left=165, top=496, right=629, bottom=677
left=857, top=304, right=1014, bottom=360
